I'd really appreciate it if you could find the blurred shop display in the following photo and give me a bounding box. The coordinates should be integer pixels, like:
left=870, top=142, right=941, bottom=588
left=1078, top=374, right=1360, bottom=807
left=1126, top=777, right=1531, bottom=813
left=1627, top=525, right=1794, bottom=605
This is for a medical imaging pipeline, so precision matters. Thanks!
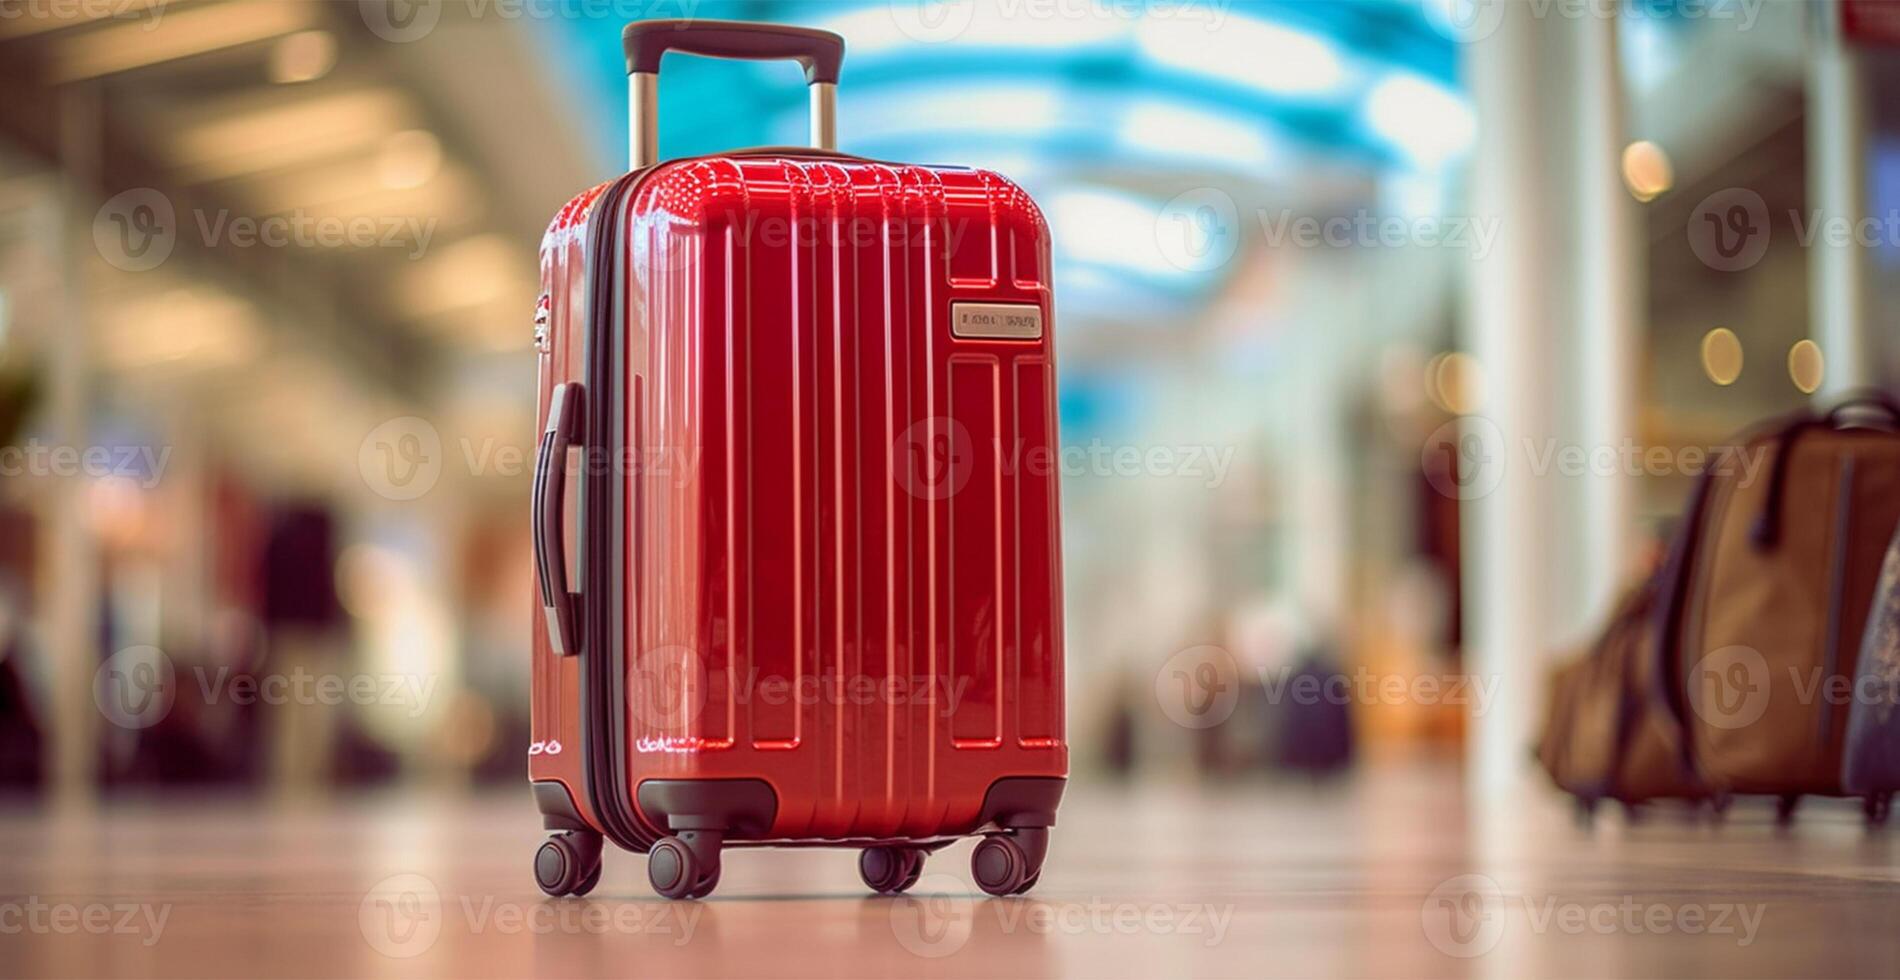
left=1540, top=398, right=1900, bottom=826
left=0, top=506, right=42, bottom=790
left=261, top=505, right=344, bottom=796
left=0, top=362, right=40, bottom=790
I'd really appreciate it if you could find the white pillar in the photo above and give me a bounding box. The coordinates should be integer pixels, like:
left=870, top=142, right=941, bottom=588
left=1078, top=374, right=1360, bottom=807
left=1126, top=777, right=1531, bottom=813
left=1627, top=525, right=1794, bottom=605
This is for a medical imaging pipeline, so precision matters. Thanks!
left=1462, top=7, right=1556, bottom=802
left=1570, top=11, right=1640, bottom=633
left=50, top=86, right=101, bottom=808
left=1807, top=3, right=1875, bottom=398
left=1463, top=1, right=1641, bottom=803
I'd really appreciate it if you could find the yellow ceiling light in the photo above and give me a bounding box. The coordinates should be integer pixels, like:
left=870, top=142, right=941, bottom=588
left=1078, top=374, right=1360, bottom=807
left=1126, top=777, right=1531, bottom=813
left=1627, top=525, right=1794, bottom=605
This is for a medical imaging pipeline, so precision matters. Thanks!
left=1788, top=339, right=1825, bottom=394
left=100, top=286, right=260, bottom=372
left=1621, top=140, right=1674, bottom=203
left=231, top=169, right=477, bottom=259
left=166, top=88, right=415, bottom=182
left=269, top=29, right=336, bottom=85
left=49, top=0, right=319, bottom=82
left=377, top=131, right=444, bottom=191
left=1700, top=327, right=1743, bottom=386
left=0, top=0, right=166, bottom=40
left=395, top=234, right=524, bottom=320
left=240, top=156, right=470, bottom=214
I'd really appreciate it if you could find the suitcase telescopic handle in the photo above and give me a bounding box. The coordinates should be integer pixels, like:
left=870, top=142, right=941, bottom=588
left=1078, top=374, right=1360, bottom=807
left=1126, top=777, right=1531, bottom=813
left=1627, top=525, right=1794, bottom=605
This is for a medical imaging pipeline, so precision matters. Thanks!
left=534, top=382, right=583, bottom=656
left=621, top=19, right=844, bottom=169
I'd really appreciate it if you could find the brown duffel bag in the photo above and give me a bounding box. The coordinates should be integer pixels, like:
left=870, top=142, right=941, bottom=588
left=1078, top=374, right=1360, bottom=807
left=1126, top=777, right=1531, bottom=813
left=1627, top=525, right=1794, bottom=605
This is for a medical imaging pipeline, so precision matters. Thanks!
left=1538, top=581, right=1706, bottom=808
left=1655, top=397, right=1900, bottom=808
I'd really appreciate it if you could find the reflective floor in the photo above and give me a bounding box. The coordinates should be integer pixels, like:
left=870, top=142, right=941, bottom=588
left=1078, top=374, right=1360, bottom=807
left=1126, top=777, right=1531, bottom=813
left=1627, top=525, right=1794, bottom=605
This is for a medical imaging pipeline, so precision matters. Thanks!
left=2, top=767, right=1898, bottom=978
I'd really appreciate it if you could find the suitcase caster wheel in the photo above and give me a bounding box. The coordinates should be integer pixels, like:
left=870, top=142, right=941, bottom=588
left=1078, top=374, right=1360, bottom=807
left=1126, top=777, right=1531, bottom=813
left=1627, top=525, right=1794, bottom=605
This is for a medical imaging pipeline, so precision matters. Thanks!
left=649, top=833, right=722, bottom=900
left=1775, top=794, right=1800, bottom=827
left=570, top=860, right=603, bottom=897
left=859, top=847, right=925, bottom=894
left=535, top=831, right=602, bottom=897
left=972, top=835, right=1033, bottom=897
left=1865, top=793, right=1892, bottom=827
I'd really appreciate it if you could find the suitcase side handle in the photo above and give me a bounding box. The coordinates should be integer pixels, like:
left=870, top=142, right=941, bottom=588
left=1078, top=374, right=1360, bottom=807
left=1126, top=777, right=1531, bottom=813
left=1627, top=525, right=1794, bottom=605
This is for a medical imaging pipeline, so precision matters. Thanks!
left=534, top=382, right=584, bottom=655
left=622, top=19, right=843, bottom=168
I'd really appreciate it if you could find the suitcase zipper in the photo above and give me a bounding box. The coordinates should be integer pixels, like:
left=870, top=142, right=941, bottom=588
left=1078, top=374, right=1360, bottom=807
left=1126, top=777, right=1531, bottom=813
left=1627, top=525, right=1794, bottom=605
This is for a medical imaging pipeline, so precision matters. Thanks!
left=578, top=168, right=660, bottom=853
left=571, top=154, right=870, bottom=851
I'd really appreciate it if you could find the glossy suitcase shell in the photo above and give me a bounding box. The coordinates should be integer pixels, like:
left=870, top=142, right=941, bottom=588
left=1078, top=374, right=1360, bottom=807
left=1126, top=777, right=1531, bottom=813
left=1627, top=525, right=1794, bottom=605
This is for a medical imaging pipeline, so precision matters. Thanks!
left=526, top=20, right=1066, bottom=899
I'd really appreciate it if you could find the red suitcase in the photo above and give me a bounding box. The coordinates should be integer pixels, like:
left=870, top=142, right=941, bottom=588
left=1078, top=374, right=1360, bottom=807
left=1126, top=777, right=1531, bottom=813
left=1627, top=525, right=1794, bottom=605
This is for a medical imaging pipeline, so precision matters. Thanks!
left=528, top=20, right=1066, bottom=900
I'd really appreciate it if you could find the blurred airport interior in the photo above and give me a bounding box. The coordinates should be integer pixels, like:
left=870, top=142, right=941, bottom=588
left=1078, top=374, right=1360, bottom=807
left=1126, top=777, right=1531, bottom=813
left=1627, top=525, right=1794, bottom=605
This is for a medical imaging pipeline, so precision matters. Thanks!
left=0, top=0, right=1896, bottom=806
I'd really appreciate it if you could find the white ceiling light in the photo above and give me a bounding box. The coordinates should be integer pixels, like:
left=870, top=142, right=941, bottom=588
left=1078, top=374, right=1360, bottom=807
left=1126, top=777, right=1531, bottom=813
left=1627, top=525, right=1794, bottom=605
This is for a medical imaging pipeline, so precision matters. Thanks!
left=1364, top=72, right=1474, bottom=170
left=1137, top=15, right=1347, bottom=97
left=828, top=1, right=1129, bottom=53
left=847, top=84, right=1063, bottom=138
left=1117, top=100, right=1278, bottom=171
left=1047, top=188, right=1197, bottom=281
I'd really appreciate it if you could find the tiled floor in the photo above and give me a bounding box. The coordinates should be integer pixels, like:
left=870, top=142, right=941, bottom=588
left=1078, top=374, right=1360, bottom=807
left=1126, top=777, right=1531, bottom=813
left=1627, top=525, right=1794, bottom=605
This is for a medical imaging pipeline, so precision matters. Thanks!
left=3, top=768, right=1898, bottom=978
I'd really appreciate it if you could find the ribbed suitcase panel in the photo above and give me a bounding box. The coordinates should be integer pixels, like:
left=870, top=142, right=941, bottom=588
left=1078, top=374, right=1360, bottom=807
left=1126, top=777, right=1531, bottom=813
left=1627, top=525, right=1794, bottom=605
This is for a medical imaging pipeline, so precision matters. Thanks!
left=623, top=157, right=1063, bottom=841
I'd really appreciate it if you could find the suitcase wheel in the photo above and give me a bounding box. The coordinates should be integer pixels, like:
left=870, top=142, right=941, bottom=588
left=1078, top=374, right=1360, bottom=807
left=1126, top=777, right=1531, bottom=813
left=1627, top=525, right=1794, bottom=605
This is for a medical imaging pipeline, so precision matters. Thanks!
left=534, top=830, right=603, bottom=898
left=648, top=831, right=723, bottom=900
left=1774, top=794, right=1800, bottom=827
left=1865, top=792, right=1892, bottom=827
left=972, top=828, right=1048, bottom=897
left=858, top=847, right=926, bottom=895
left=570, top=857, right=603, bottom=897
